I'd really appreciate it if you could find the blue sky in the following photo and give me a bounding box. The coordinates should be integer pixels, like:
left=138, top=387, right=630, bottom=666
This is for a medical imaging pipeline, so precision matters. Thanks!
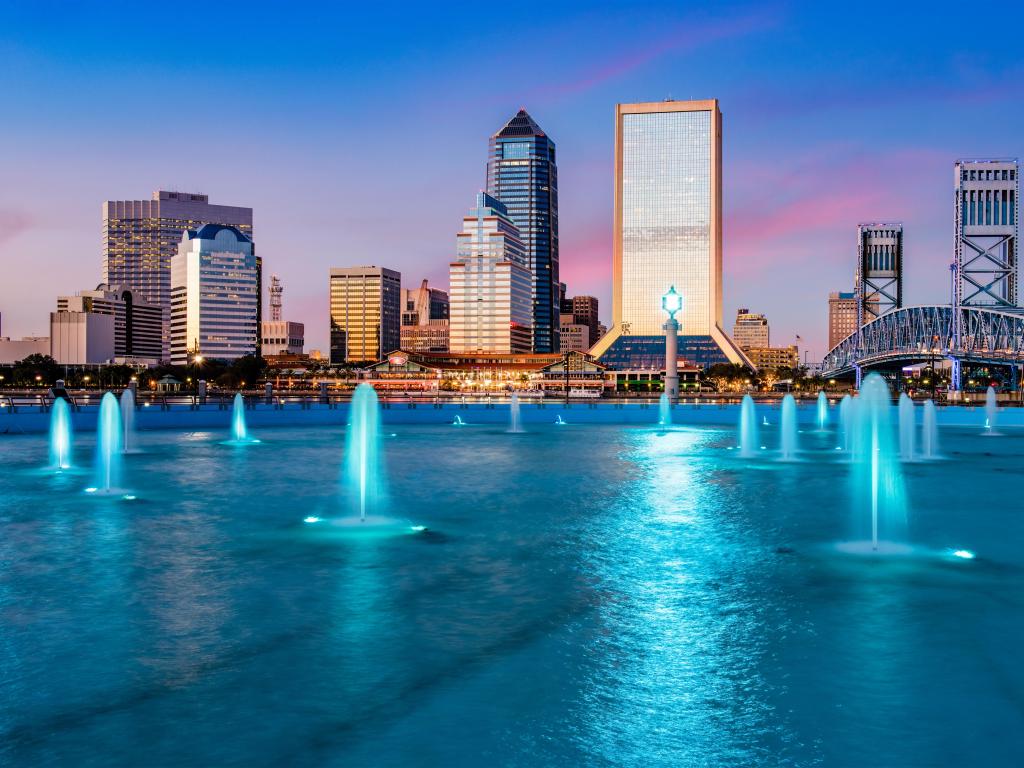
left=1, top=1, right=1022, bottom=359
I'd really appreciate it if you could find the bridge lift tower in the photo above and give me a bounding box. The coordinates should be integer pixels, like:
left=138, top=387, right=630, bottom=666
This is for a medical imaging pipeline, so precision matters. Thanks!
left=855, top=223, right=903, bottom=388
left=953, top=159, right=1020, bottom=390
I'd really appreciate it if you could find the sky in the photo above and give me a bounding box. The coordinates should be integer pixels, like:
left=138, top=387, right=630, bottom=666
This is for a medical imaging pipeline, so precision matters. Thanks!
left=1, top=0, right=1022, bottom=362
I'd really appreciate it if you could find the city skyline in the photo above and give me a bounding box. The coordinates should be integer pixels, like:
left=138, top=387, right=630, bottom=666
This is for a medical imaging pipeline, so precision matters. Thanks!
left=2, top=3, right=1024, bottom=362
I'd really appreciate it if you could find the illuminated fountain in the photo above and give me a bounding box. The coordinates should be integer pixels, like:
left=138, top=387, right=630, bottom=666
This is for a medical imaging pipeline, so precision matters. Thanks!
left=452, top=415, right=465, bottom=426
left=779, top=394, right=798, bottom=461
left=816, top=390, right=828, bottom=429
left=508, top=393, right=523, bottom=433
left=658, top=392, right=671, bottom=426
left=922, top=400, right=940, bottom=459
left=304, top=382, right=424, bottom=535
left=87, top=392, right=124, bottom=495
left=120, top=388, right=138, bottom=453
left=738, top=394, right=759, bottom=458
left=984, top=386, right=998, bottom=434
left=555, top=414, right=567, bottom=425
left=838, top=394, right=854, bottom=452
left=844, top=374, right=906, bottom=553
left=344, top=383, right=384, bottom=522
left=49, top=398, right=74, bottom=471
left=227, top=393, right=260, bottom=444
left=898, top=393, right=915, bottom=461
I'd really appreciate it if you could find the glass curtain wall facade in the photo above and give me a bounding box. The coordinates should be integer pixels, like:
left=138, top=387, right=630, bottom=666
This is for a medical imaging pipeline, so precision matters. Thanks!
left=170, top=225, right=258, bottom=365
left=103, top=191, right=254, bottom=360
left=329, top=267, right=401, bottom=364
left=487, top=110, right=559, bottom=353
left=591, top=100, right=748, bottom=369
left=449, top=193, right=533, bottom=354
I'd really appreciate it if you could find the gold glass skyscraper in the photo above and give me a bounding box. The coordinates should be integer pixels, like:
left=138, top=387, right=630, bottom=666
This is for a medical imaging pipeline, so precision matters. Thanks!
left=329, top=266, right=401, bottom=364
left=591, top=100, right=747, bottom=368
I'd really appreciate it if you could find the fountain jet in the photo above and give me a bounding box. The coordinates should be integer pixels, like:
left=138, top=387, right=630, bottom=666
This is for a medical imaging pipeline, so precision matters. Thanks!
left=839, top=394, right=854, bottom=452
left=922, top=400, right=940, bottom=459
left=779, top=394, right=798, bottom=460
left=849, top=374, right=906, bottom=551
left=658, top=392, right=671, bottom=426
left=817, top=391, right=828, bottom=429
left=92, top=392, right=123, bottom=493
left=555, top=414, right=567, bottom=425
left=984, top=386, right=998, bottom=434
left=508, top=393, right=523, bottom=433
left=121, top=388, right=137, bottom=453
left=232, top=393, right=248, bottom=442
left=738, top=395, right=759, bottom=458
left=344, top=384, right=385, bottom=521
left=452, top=415, right=465, bottom=426
left=898, top=393, right=915, bottom=461
left=49, top=398, right=74, bottom=470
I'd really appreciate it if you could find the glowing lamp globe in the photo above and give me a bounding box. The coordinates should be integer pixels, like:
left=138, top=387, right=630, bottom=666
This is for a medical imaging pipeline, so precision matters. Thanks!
left=662, top=285, right=683, bottom=320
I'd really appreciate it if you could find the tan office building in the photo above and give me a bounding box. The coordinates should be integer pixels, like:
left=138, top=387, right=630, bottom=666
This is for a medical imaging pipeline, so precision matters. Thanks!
left=828, top=291, right=858, bottom=349
left=733, top=309, right=770, bottom=350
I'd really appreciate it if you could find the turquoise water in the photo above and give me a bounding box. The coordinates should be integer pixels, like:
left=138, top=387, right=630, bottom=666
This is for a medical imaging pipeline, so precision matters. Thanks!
left=1, top=422, right=1022, bottom=766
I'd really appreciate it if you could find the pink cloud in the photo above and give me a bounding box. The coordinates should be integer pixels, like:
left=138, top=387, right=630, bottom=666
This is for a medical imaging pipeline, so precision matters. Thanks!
left=527, top=8, right=780, bottom=102
left=0, top=209, right=35, bottom=246
left=560, top=221, right=612, bottom=295
left=724, top=145, right=950, bottom=276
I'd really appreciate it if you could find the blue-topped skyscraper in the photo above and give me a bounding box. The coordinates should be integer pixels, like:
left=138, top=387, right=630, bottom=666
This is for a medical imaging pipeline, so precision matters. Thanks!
left=170, top=224, right=258, bottom=364
left=590, top=99, right=749, bottom=369
left=487, top=109, right=559, bottom=353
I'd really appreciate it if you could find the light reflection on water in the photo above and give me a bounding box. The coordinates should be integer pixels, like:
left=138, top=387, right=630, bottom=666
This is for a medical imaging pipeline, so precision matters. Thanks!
left=0, top=424, right=1022, bottom=766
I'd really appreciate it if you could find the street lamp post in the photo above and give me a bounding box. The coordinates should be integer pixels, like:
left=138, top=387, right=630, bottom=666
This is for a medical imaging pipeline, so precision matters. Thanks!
left=662, top=285, right=683, bottom=405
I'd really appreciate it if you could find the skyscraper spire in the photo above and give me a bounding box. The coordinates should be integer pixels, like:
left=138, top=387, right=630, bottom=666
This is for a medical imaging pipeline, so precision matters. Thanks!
left=487, top=109, right=559, bottom=353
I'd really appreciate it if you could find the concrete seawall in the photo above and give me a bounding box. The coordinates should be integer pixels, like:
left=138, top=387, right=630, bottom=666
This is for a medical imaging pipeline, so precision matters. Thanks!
left=0, top=399, right=1013, bottom=435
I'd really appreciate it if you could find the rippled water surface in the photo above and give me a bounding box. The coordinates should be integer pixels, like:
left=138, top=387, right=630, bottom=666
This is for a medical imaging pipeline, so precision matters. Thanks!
left=1, top=422, right=1022, bottom=766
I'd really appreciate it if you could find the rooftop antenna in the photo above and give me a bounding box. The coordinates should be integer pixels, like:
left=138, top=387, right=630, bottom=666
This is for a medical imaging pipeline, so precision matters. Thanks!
left=269, top=274, right=283, bottom=321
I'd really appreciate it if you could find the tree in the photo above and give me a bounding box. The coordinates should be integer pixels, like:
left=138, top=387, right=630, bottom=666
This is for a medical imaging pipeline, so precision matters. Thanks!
left=12, top=354, right=61, bottom=386
left=759, top=367, right=782, bottom=391
left=231, top=354, right=266, bottom=388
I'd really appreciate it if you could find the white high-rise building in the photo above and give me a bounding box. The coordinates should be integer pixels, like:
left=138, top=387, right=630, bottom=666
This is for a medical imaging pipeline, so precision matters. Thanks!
left=590, top=99, right=748, bottom=369
left=170, top=224, right=258, bottom=364
left=103, top=191, right=255, bottom=359
left=449, top=192, right=533, bottom=354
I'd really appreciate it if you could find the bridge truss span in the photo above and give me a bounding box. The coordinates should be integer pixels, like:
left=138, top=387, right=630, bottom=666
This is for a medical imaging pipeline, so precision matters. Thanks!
left=821, top=305, right=1024, bottom=380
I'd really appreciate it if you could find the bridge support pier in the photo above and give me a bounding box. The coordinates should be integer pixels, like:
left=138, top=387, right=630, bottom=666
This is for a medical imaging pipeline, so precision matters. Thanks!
left=949, top=358, right=962, bottom=393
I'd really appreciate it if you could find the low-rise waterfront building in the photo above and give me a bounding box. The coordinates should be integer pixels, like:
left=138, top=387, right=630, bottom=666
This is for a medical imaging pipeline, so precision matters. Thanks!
left=745, top=345, right=800, bottom=370
left=359, top=349, right=606, bottom=396
left=50, top=311, right=115, bottom=365
left=261, top=320, right=304, bottom=356
left=56, top=285, right=163, bottom=363
left=0, top=336, right=50, bottom=364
